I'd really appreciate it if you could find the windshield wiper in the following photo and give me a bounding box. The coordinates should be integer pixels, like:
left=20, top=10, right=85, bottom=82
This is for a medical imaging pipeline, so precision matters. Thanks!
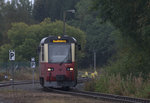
left=59, top=47, right=71, bottom=65
left=59, top=55, right=68, bottom=65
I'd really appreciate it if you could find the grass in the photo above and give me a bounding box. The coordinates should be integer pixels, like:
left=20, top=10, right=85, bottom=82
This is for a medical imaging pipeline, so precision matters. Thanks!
left=0, top=72, right=11, bottom=81
left=0, top=67, right=39, bottom=81
left=14, top=68, right=39, bottom=80
left=84, top=72, right=150, bottom=99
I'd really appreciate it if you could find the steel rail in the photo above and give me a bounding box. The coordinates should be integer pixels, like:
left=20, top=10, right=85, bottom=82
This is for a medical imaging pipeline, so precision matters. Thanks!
left=1, top=80, right=149, bottom=103
left=46, top=88, right=150, bottom=103
left=0, top=81, right=39, bottom=87
left=0, top=77, right=86, bottom=87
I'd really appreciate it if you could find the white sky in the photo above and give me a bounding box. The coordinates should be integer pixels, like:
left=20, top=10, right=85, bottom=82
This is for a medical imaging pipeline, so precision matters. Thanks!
left=5, top=0, right=34, bottom=4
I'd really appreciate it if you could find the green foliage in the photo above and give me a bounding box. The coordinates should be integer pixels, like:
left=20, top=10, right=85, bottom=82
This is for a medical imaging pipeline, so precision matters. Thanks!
left=3, top=0, right=34, bottom=24
left=0, top=18, right=86, bottom=62
left=92, top=0, right=150, bottom=77
left=33, top=0, right=80, bottom=21
left=106, top=50, right=150, bottom=78
left=69, top=0, right=115, bottom=67
left=95, top=75, right=109, bottom=93
left=16, top=38, right=37, bottom=61
left=0, top=32, right=3, bottom=45
left=0, top=0, right=34, bottom=46
left=0, top=44, right=11, bottom=62
left=8, top=23, right=29, bottom=47
left=105, top=29, right=150, bottom=78
left=85, top=73, right=150, bottom=98
left=84, top=79, right=97, bottom=91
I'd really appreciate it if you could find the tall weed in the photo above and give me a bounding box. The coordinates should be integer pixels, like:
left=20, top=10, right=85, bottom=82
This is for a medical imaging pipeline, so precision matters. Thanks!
left=84, top=73, right=150, bottom=99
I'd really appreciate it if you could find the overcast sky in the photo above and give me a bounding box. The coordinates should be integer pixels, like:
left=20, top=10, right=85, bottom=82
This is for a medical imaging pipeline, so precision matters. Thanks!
left=5, top=0, right=34, bottom=4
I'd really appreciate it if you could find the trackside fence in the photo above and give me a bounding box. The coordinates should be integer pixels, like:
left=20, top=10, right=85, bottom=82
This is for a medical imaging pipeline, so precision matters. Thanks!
left=0, top=62, right=39, bottom=81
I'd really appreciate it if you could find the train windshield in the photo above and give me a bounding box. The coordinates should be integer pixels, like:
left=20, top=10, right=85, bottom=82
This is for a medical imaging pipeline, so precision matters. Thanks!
left=48, top=44, right=71, bottom=63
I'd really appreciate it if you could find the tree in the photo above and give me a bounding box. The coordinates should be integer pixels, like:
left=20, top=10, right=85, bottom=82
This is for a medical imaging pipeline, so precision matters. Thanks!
left=68, top=0, right=115, bottom=67
left=3, top=0, right=34, bottom=25
left=33, top=0, right=80, bottom=21
left=0, top=0, right=34, bottom=45
left=0, top=44, right=11, bottom=62
left=92, top=0, right=150, bottom=77
left=0, top=18, right=86, bottom=62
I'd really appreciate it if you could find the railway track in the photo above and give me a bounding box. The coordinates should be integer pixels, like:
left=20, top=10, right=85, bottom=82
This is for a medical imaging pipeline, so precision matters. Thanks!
left=46, top=88, right=150, bottom=103
left=0, top=80, right=39, bottom=87
left=0, top=77, right=87, bottom=88
left=1, top=80, right=150, bottom=103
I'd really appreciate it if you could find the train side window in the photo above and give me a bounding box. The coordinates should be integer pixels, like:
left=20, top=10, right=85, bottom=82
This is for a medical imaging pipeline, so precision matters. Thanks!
left=42, top=46, right=44, bottom=61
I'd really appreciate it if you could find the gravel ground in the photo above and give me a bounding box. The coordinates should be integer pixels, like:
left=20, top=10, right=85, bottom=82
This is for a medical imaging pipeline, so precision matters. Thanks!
left=0, top=83, right=112, bottom=103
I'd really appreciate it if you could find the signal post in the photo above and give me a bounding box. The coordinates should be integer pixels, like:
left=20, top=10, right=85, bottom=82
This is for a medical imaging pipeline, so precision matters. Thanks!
left=9, top=50, right=15, bottom=90
left=31, top=57, right=36, bottom=87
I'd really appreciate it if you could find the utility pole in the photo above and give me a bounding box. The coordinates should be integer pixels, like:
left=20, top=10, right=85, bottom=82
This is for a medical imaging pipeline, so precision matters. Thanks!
left=94, top=51, right=96, bottom=71
left=63, top=11, right=66, bottom=35
left=63, top=10, right=75, bottom=36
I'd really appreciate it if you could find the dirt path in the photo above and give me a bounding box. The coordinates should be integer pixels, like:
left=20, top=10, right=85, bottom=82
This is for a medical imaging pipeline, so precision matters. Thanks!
left=0, top=84, right=111, bottom=103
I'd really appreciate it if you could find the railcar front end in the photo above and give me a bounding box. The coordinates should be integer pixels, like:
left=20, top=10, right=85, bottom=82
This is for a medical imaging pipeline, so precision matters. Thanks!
left=39, top=36, right=77, bottom=88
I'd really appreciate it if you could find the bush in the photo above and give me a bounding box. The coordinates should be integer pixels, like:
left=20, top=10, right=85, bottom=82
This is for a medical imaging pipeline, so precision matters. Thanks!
left=85, top=73, right=150, bottom=99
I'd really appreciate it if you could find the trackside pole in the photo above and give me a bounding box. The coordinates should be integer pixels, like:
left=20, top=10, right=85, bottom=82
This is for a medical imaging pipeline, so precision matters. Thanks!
left=9, top=50, right=15, bottom=90
left=12, top=62, right=14, bottom=90
left=33, top=68, right=35, bottom=87
left=31, top=57, right=36, bottom=88
left=94, top=51, right=96, bottom=71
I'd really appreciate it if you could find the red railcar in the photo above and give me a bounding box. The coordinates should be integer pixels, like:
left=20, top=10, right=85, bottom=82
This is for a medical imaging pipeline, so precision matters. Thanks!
left=39, top=35, right=77, bottom=88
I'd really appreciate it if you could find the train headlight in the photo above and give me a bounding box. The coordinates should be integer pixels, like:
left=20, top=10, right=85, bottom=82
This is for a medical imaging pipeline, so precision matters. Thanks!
left=48, top=68, right=54, bottom=71
left=70, top=68, right=73, bottom=71
left=66, top=68, right=74, bottom=71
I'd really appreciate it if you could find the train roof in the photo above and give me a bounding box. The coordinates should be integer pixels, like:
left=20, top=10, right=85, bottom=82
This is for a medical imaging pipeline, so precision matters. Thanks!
left=40, top=35, right=77, bottom=45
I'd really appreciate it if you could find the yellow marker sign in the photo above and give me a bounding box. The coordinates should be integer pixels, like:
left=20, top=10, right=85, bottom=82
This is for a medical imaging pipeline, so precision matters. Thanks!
left=85, top=72, right=88, bottom=76
left=94, top=71, right=98, bottom=76
left=91, top=73, right=95, bottom=78
left=53, top=40, right=66, bottom=43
